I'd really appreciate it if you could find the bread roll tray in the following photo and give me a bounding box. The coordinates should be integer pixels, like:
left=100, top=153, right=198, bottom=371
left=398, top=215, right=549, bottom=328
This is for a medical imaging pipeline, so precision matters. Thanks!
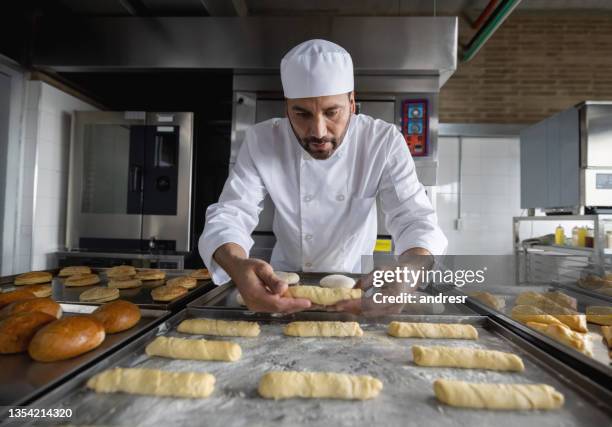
left=0, top=268, right=215, bottom=311
left=445, top=283, right=612, bottom=389
left=0, top=303, right=170, bottom=418
left=11, top=308, right=611, bottom=427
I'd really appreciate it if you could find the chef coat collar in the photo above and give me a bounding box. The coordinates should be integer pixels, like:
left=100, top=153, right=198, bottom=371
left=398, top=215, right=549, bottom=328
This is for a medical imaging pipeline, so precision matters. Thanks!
left=286, top=113, right=356, bottom=162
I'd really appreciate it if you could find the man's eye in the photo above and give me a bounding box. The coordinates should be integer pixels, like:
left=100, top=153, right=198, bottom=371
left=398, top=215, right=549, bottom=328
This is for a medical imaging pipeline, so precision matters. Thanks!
left=325, top=110, right=338, bottom=117
left=297, top=112, right=310, bottom=118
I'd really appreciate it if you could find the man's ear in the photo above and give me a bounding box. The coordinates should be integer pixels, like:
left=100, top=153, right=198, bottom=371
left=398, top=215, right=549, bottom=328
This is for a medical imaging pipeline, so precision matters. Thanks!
left=349, top=91, right=356, bottom=114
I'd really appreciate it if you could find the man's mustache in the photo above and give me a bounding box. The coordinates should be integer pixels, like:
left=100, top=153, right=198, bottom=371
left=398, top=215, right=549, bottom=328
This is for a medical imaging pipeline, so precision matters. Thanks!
left=303, top=136, right=336, bottom=145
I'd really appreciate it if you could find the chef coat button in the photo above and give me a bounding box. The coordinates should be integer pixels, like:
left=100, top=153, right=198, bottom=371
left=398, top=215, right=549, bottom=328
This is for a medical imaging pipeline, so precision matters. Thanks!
left=336, top=194, right=345, bottom=201
left=304, top=195, right=313, bottom=202
left=305, top=262, right=312, bottom=268
left=304, top=234, right=313, bottom=241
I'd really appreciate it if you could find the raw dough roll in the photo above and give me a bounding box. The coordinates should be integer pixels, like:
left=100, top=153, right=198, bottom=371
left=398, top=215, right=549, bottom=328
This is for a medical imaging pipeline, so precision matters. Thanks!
left=177, top=318, right=260, bottom=337
left=319, top=274, right=356, bottom=289
left=526, top=322, right=592, bottom=356
left=543, top=291, right=577, bottom=310
left=468, top=291, right=505, bottom=311
left=145, top=336, right=241, bottom=362
left=433, top=379, right=564, bottom=410
left=284, top=285, right=361, bottom=306
left=274, top=271, right=300, bottom=285
left=601, top=325, right=612, bottom=349
left=387, top=322, right=478, bottom=339
left=515, top=292, right=587, bottom=332
left=283, top=321, right=363, bottom=337
left=511, top=305, right=564, bottom=326
left=585, top=306, right=612, bottom=326
left=258, top=371, right=382, bottom=400
left=87, top=367, right=215, bottom=398
left=412, top=345, right=524, bottom=371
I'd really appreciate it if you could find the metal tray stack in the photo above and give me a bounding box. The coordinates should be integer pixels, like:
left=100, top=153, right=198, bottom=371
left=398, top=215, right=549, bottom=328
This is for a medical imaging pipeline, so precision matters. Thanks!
left=14, top=308, right=612, bottom=426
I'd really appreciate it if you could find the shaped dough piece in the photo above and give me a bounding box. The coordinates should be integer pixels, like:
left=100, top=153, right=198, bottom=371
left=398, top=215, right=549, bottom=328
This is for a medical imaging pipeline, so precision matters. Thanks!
left=515, top=292, right=587, bottom=332
left=284, top=285, right=361, bottom=305
left=601, top=325, right=612, bottom=348
left=387, top=322, right=478, bottom=339
left=87, top=367, right=215, bottom=398
left=284, top=321, right=363, bottom=337
left=433, top=379, right=564, bottom=410
left=543, top=291, right=577, bottom=310
left=258, top=371, right=382, bottom=400
left=274, top=271, right=300, bottom=285
left=145, top=336, right=241, bottom=361
left=319, top=274, right=356, bottom=289
left=177, top=318, right=260, bottom=337
left=526, top=322, right=592, bottom=356
left=511, top=305, right=564, bottom=326
left=468, top=292, right=505, bottom=311
left=585, top=306, right=612, bottom=326
left=412, top=345, right=524, bottom=371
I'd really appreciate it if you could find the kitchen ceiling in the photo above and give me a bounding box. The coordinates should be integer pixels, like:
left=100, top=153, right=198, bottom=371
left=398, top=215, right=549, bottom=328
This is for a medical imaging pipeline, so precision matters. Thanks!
left=55, top=0, right=612, bottom=17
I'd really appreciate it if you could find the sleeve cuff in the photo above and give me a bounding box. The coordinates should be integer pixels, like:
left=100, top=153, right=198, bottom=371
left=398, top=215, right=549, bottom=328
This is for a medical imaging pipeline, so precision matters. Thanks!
left=198, top=232, right=254, bottom=285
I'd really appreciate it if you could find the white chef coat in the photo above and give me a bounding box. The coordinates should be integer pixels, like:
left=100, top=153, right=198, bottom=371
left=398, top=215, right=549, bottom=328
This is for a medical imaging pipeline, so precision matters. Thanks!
left=199, top=113, right=447, bottom=285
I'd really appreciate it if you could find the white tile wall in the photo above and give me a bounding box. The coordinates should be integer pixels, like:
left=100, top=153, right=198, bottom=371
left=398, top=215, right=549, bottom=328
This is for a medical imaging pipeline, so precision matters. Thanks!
left=436, top=136, right=522, bottom=255
left=15, top=81, right=97, bottom=272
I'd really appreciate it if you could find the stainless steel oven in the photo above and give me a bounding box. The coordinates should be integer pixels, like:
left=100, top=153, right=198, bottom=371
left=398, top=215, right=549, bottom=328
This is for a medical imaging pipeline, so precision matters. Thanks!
left=66, top=111, right=194, bottom=252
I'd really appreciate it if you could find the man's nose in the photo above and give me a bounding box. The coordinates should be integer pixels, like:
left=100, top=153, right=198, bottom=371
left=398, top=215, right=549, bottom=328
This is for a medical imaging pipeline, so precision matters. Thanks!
left=310, top=114, right=327, bottom=139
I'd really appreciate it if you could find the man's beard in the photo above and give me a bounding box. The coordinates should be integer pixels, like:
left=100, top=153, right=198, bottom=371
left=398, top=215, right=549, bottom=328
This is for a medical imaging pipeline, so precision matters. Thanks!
left=300, top=136, right=338, bottom=159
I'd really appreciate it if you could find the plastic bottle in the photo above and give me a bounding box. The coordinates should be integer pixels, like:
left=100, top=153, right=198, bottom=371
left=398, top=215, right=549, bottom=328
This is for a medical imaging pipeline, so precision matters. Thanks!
left=555, top=225, right=565, bottom=246
left=571, top=226, right=580, bottom=246
left=577, top=227, right=587, bottom=247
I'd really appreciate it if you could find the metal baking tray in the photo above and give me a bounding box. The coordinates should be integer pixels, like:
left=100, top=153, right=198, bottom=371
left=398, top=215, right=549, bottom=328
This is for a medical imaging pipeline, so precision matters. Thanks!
left=189, top=273, right=477, bottom=316
left=443, top=283, right=612, bottom=389
left=1, top=268, right=215, bottom=311
left=0, top=303, right=170, bottom=418
left=15, top=308, right=611, bottom=427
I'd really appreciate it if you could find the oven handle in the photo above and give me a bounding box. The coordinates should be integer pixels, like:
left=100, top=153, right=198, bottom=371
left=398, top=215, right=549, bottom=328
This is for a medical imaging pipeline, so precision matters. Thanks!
left=130, top=165, right=142, bottom=192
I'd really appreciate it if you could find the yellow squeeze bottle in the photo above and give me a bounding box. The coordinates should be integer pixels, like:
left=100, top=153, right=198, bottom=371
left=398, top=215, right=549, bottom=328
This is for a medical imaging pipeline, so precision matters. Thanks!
left=555, top=225, right=565, bottom=246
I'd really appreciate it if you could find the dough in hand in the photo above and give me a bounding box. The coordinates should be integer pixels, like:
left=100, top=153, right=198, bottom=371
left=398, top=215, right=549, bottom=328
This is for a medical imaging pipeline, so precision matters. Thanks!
left=319, top=274, right=356, bottom=289
left=177, top=318, right=260, bottom=337
left=87, top=367, right=215, bottom=398
left=258, top=371, right=382, bottom=400
left=511, top=305, right=564, bottom=326
left=387, top=322, right=478, bottom=339
left=283, top=321, right=363, bottom=337
left=412, top=345, right=524, bottom=371
left=433, top=379, right=564, bottom=410
left=145, top=336, right=241, bottom=362
left=274, top=271, right=300, bottom=285
left=468, top=292, right=505, bottom=311
left=284, top=285, right=361, bottom=305
left=585, top=306, right=612, bottom=326
left=526, top=322, right=592, bottom=356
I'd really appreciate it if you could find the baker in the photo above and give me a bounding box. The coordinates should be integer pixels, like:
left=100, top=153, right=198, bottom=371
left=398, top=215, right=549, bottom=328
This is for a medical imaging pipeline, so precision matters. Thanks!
left=199, top=39, right=447, bottom=313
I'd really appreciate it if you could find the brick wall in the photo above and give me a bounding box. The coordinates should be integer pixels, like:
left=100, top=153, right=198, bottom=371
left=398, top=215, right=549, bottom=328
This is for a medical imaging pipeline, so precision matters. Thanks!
left=440, top=12, right=612, bottom=124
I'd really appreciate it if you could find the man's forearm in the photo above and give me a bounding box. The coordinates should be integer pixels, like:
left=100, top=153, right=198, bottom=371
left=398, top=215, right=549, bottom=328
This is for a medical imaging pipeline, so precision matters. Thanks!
left=213, top=243, right=248, bottom=278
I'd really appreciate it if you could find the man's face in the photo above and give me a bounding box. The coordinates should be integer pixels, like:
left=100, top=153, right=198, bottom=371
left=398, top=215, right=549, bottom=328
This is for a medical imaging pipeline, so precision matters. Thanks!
left=286, top=92, right=355, bottom=160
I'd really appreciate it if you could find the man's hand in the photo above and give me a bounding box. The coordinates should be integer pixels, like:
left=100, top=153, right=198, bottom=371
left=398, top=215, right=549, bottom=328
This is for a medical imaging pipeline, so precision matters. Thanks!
left=213, top=243, right=311, bottom=313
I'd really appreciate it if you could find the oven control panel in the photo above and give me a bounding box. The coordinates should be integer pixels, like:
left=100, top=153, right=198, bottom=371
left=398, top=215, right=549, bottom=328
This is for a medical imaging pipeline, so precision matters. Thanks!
left=401, top=99, right=429, bottom=157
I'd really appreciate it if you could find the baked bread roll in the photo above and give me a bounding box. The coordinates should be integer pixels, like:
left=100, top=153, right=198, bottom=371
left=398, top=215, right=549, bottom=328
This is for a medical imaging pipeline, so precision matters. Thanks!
left=258, top=371, right=382, bottom=400
left=387, top=322, right=478, bottom=339
left=87, top=368, right=215, bottom=398
left=14, top=271, right=52, bottom=286
left=284, top=321, right=363, bottom=337
left=467, top=291, right=505, bottom=311
left=511, top=305, right=564, bottom=326
left=151, top=285, right=187, bottom=302
left=145, top=336, right=241, bottom=362
left=433, top=379, right=564, bottom=410
left=1, top=297, right=62, bottom=319
left=22, top=284, right=52, bottom=298
left=543, top=291, right=577, bottom=310
left=275, top=271, right=300, bottom=285
left=284, top=285, right=361, bottom=306
left=28, top=316, right=105, bottom=362
left=58, top=266, right=91, bottom=277
left=0, top=312, right=56, bottom=353
left=79, top=287, right=119, bottom=303
left=585, top=306, right=612, bottom=326
left=106, top=265, right=136, bottom=278
left=578, top=275, right=611, bottom=290
left=319, top=274, right=355, bottom=289
left=92, top=300, right=141, bottom=334
left=526, top=322, right=592, bottom=356
left=108, top=277, right=142, bottom=289
left=0, top=289, right=35, bottom=308
left=64, top=273, right=100, bottom=287
left=136, top=269, right=166, bottom=281
left=189, top=268, right=211, bottom=280
left=412, top=345, right=524, bottom=371
left=167, top=276, right=197, bottom=290
left=177, top=318, right=260, bottom=337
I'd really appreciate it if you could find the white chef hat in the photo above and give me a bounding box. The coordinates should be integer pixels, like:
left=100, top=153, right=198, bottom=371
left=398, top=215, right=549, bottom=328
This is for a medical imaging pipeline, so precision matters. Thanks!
left=281, top=39, right=354, bottom=99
